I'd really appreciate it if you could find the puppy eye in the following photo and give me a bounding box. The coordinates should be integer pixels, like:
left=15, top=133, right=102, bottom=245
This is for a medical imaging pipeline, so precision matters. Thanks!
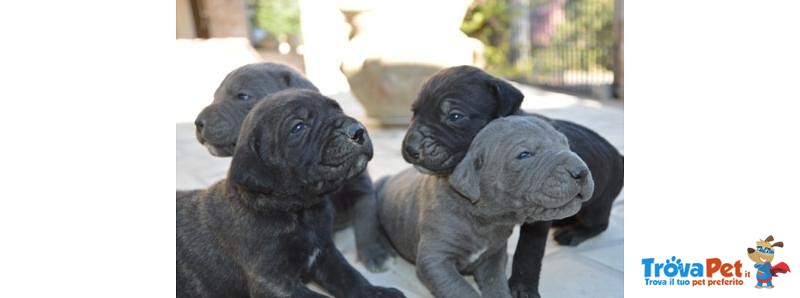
left=236, top=93, right=251, bottom=101
left=516, top=151, right=533, bottom=160
left=290, top=123, right=306, bottom=134
left=448, top=112, right=464, bottom=122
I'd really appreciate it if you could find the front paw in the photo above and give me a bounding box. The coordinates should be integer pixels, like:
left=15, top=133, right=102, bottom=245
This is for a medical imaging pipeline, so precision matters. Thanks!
left=553, top=227, right=585, bottom=246
left=357, top=243, right=395, bottom=273
left=362, top=286, right=405, bottom=298
left=509, top=281, right=540, bottom=298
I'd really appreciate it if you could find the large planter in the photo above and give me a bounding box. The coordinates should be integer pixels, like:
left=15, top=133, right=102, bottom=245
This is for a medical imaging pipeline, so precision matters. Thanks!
left=339, top=0, right=483, bottom=126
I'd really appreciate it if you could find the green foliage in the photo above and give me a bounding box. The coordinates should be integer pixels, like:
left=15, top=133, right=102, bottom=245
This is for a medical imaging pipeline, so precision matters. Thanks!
left=461, top=0, right=517, bottom=77
left=249, top=0, right=300, bottom=39
left=462, top=0, right=614, bottom=82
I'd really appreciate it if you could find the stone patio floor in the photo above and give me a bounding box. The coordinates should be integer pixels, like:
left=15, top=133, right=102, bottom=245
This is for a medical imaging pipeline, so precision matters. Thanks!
left=176, top=84, right=624, bottom=298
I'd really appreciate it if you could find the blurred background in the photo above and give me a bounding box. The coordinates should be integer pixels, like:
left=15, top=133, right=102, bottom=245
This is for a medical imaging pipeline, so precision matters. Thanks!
left=176, top=1, right=623, bottom=297
left=175, top=0, right=623, bottom=124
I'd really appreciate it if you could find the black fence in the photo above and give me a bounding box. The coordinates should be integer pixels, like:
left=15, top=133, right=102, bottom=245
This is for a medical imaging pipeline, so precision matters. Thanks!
left=531, top=0, right=620, bottom=98
left=501, top=0, right=621, bottom=99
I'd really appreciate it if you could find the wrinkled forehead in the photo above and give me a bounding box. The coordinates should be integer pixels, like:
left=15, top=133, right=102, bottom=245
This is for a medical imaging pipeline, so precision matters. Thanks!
left=473, top=116, right=567, bottom=151
left=413, top=70, right=491, bottom=112
left=257, top=91, right=342, bottom=118
left=225, top=67, right=283, bottom=90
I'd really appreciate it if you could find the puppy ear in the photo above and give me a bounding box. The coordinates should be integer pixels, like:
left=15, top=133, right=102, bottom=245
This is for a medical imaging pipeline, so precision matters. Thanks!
left=488, top=78, right=523, bottom=117
left=772, top=241, right=784, bottom=248
left=765, top=235, right=774, bottom=242
left=283, top=72, right=320, bottom=92
left=449, top=151, right=482, bottom=203
left=228, top=133, right=274, bottom=194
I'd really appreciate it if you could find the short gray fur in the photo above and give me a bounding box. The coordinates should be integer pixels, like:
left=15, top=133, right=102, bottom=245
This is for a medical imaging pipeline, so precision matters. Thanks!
left=376, top=116, right=594, bottom=298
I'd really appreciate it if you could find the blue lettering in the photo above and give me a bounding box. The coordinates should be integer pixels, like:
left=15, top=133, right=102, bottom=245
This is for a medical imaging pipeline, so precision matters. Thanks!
left=642, top=258, right=654, bottom=277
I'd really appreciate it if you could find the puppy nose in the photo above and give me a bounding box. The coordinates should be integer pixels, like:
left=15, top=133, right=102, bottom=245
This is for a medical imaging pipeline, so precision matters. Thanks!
left=568, top=168, right=589, bottom=181
left=748, top=248, right=755, bottom=254
left=404, top=145, right=420, bottom=160
left=346, top=123, right=365, bottom=145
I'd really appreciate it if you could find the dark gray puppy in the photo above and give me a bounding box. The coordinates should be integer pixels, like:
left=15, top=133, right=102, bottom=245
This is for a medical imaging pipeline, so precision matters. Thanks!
left=193, top=62, right=388, bottom=268
left=195, top=62, right=318, bottom=156
left=177, top=89, right=404, bottom=298
left=363, top=65, right=623, bottom=297
left=377, top=116, right=594, bottom=298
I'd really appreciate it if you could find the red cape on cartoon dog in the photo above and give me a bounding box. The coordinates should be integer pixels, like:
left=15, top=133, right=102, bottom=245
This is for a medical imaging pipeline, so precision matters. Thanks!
left=770, top=262, right=791, bottom=276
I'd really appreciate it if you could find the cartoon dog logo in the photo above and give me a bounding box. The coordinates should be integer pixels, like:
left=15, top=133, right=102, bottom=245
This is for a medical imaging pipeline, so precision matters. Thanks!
left=747, top=235, right=791, bottom=288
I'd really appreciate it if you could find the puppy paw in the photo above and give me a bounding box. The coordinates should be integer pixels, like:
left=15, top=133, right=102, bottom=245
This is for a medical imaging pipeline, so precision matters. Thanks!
left=358, top=244, right=395, bottom=273
left=362, top=286, right=405, bottom=298
left=508, top=283, right=540, bottom=298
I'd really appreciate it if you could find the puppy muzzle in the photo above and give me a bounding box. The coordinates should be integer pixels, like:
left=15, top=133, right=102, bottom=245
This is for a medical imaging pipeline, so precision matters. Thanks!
left=194, top=104, right=241, bottom=156
left=522, top=152, right=594, bottom=220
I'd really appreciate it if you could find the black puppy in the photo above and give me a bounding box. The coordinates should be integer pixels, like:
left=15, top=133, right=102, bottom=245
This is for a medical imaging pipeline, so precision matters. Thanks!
left=177, top=89, right=404, bottom=298
left=400, top=66, right=624, bottom=297
left=193, top=62, right=388, bottom=269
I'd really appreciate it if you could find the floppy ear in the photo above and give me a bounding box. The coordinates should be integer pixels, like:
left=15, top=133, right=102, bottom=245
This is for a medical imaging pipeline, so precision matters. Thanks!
left=765, top=235, right=774, bottom=242
left=772, top=241, right=784, bottom=248
left=488, top=78, right=523, bottom=117
left=449, top=151, right=482, bottom=203
left=228, top=132, right=274, bottom=194
left=283, top=71, right=320, bottom=92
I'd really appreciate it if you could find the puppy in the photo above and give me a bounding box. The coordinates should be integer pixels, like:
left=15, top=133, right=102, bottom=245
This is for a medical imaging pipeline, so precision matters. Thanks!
left=192, top=62, right=388, bottom=268
left=194, top=62, right=318, bottom=157
left=377, top=116, right=593, bottom=298
left=357, top=65, right=623, bottom=297
left=177, top=89, right=403, bottom=298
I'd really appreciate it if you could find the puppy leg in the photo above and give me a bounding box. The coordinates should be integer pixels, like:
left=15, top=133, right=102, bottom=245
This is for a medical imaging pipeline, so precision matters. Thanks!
left=354, top=177, right=397, bottom=272
left=509, top=221, right=551, bottom=298
left=417, top=243, right=481, bottom=298
left=331, top=172, right=372, bottom=230
left=553, top=185, right=617, bottom=246
left=474, top=245, right=512, bottom=298
left=247, top=276, right=326, bottom=298
left=310, top=243, right=404, bottom=298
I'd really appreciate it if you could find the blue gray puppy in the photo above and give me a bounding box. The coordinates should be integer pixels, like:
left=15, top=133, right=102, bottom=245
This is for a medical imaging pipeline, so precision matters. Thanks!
left=377, top=116, right=594, bottom=298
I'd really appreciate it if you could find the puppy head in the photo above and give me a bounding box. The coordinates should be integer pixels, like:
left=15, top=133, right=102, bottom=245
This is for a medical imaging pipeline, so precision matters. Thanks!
left=195, top=62, right=318, bottom=156
left=747, top=235, right=783, bottom=264
left=448, top=116, right=593, bottom=221
left=402, top=65, right=523, bottom=175
left=227, top=89, right=373, bottom=202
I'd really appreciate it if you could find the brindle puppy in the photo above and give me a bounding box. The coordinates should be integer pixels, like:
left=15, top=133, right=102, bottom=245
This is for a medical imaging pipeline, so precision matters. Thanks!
left=177, top=89, right=404, bottom=298
left=193, top=62, right=389, bottom=269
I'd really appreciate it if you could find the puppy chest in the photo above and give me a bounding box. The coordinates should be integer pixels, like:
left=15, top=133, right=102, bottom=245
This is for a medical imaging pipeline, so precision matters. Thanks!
left=456, top=244, right=490, bottom=271
left=275, top=224, right=327, bottom=271
left=456, top=227, right=511, bottom=269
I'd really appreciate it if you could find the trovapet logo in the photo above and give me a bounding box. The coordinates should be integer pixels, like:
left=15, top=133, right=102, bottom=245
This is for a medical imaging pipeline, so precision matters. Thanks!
left=641, top=234, right=792, bottom=289
left=641, top=256, right=745, bottom=287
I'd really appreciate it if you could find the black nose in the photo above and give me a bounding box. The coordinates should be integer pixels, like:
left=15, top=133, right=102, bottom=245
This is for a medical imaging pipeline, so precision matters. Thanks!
left=568, top=168, right=588, bottom=181
left=747, top=248, right=755, bottom=254
left=346, top=123, right=365, bottom=145
left=405, top=145, right=420, bottom=160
